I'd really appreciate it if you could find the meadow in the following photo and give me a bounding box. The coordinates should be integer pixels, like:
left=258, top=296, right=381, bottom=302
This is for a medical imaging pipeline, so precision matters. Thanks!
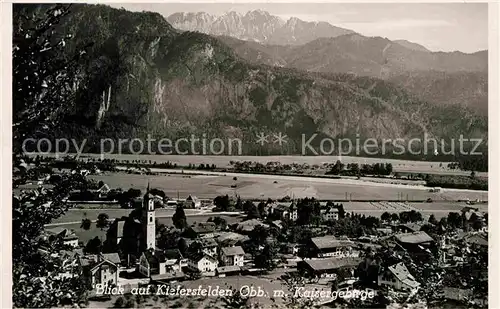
left=90, top=172, right=488, bottom=201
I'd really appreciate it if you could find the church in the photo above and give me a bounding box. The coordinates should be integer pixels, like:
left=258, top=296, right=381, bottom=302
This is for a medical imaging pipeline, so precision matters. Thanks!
left=105, top=185, right=158, bottom=259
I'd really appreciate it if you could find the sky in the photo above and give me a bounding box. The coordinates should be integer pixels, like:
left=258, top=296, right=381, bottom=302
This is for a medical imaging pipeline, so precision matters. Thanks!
left=107, top=3, right=488, bottom=53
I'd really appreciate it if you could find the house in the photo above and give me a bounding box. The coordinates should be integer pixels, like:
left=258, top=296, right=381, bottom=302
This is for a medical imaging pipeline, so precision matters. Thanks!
left=394, top=223, right=423, bottom=233
left=187, top=252, right=218, bottom=276
left=395, top=231, right=434, bottom=245
left=81, top=253, right=120, bottom=288
left=463, top=234, right=488, bottom=248
left=268, top=202, right=298, bottom=221
left=378, top=262, right=420, bottom=291
left=309, top=236, right=358, bottom=258
left=194, top=238, right=218, bottom=257
left=163, top=249, right=184, bottom=272
left=394, top=231, right=435, bottom=258
left=220, top=246, right=245, bottom=266
left=321, top=207, right=339, bottom=221
left=184, top=223, right=217, bottom=239
left=297, top=257, right=362, bottom=279
left=236, top=219, right=269, bottom=234
left=94, top=183, right=111, bottom=198
left=138, top=250, right=167, bottom=278
left=100, top=253, right=121, bottom=266
left=216, top=265, right=241, bottom=277
left=376, top=227, right=393, bottom=235
left=151, top=270, right=186, bottom=283
left=45, top=227, right=79, bottom=248
left=186, top=195, right=201, bottom=208
left=215, top=232, right=249, bottom=247
left=442, top=287, right=473, bottom=303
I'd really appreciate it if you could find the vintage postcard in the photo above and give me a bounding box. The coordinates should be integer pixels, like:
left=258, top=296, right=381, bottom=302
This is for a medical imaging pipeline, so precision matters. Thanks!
left=7, top=2, right=496, bottom=308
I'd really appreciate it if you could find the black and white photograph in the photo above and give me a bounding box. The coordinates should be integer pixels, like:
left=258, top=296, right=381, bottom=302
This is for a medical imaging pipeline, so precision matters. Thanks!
left=10, top=2, right=493, bottom=308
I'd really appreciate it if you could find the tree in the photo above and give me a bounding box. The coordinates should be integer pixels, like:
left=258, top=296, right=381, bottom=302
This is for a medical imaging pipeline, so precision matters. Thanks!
left=381, top=212, right=391, bottom=222
left=328, top=160, right=344, bottom=175
left=157, top=228, right=181, bottom=251
left=390, top=213, right=400, bottom=222
left=212, top=217, right=227, bottom=230
left=247, top=204, right=261, bottom=219
left=254, top=243, right=278, bottom=271
left=113, top=296, right=125, bottom=308
left=80, top=218, right=92, bottom=230
left=214, top=195, right=230, bottom=211
left=428, top=214, right=438, bottom=225
left=257, top=202, right=266, bottom=218
left=234, top=196, right=243, bottom=210
left=13, top=4, right=91, bottom=153
left=385, top=163, right=393, bottom=175
left=222, top=289, right=250, bottom=308
left=84, top=236, right=102, bottom=254
left=172, top=205, right=187, bottom=230
left=242, top=200, right=254, bottom=212
left=249, top=225, right=269, bottom=248
left=96, top=213, right=110, bottom=230
left=12, top=5, right=94, bottom=306
left=447, top=212, right=462, bottom=229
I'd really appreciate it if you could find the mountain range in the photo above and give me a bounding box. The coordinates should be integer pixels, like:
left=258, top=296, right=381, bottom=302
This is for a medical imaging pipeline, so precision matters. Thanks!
left=170, top=10, right=487, bottom=114
left=217, top=34, right=488, bottom=113
left=14, top=4, right=488, bottom=156
left=167, top=10, right=355, bottom=46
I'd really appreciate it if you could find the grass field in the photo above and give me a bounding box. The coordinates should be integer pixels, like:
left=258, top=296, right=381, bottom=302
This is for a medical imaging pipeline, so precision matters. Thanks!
left=89, top=172, right=488, bottom=201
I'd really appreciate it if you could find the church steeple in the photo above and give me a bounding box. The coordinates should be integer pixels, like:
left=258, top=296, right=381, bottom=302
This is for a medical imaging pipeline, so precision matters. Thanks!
left=141, top=182, right=156, bottom=251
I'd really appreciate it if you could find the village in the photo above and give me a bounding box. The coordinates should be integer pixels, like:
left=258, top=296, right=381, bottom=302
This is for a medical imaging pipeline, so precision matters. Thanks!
left=36, top=176, right=488, bottom=309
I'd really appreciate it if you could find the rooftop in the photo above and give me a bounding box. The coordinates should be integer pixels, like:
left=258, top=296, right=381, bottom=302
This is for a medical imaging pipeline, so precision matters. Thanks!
left=164, top=249, right=183, bottom=260
left=188, top=252, right=217, bottom=263
left=387, top=262, right=420, bottom=288
left=100, top=253, right=121, bottom=265
left=395, top=231, right=434, bottom=244
left=465, top=234, right=488, bottom=247
left=143, top=250, right=166, bottom=265
left=302, top=257, right=362, bottom=271
left=191, top=222, right=216, bottom=234
left=311, top=236, right=354, bottom=250
left=442, top=287, right=473, bottom=301
left=399, top=223, right=423, bottom=232
left=236, top=219, right=269, bottom=232
left=217, top=265, right=241, bottom=273
left=221, top=246, right=245, bottom=256
left=195, top=238, right=218, bottom=248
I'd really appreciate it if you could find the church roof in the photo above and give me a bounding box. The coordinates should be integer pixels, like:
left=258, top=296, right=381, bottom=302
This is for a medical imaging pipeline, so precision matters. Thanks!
left=143, top=250, right=166, bottom=265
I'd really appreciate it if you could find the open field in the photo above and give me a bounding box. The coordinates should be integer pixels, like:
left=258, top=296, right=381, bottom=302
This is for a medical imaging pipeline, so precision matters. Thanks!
left=40, top=153, right=487, bottom=177
left=90, top=171, right=488, bottom=201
